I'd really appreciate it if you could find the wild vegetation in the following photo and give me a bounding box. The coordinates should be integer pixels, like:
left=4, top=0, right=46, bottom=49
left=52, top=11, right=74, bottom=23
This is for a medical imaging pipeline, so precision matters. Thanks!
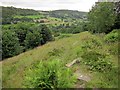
left=1, top=1, right=119, bottom=89
left=2, top=24, right=53, bottom=59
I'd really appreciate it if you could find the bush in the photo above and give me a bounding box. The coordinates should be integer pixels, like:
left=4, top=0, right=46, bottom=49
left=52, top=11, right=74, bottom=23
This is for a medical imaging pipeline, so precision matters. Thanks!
left=81, top=35, right=102, bottom=50
left=24, top=60, right=76, bottom=88
left=81, top=51, right=112, bottom=72
left=104, top=29, right=119, bottom=42
left=48, top=48, right=63, bottom=57
left=108, top=43, right=118, bottom=55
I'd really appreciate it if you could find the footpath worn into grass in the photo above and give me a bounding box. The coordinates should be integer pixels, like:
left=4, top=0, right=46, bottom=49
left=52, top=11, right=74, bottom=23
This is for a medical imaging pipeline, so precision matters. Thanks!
left=2, top=31, right=118, bottom=88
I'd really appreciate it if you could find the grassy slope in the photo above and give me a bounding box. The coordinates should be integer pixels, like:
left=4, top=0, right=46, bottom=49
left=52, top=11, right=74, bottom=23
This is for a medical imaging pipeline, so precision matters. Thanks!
left=14, top=15, right=44, bottom=19
left=2, top=32, right=118, bottom=88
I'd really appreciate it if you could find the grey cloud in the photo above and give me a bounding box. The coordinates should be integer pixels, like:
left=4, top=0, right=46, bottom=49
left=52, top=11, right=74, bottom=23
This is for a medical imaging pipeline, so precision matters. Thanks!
left=1, top=0, right=96, bottom=11
left=2, top=1, right=74, bottom=8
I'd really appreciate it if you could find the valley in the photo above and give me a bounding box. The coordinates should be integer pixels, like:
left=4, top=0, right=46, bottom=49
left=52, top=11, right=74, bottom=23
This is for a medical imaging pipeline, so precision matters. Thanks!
left=1, top=2, right=119, bottom=89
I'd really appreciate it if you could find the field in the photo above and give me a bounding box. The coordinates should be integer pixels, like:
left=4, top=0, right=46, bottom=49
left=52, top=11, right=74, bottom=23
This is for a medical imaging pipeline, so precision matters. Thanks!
left=14, top=15, right=44, bottom=19
left=2, top=31, right=118, bottom=88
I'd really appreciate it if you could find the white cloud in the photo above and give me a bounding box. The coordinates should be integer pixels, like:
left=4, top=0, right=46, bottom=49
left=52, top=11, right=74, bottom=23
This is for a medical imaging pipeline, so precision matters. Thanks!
left=0, top=0, right=98, bottom=12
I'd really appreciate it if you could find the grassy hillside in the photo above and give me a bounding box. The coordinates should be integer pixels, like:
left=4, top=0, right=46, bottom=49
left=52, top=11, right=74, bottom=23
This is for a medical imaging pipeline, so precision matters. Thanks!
left=2, top=31, right=118, bottom=88
left=14, top=15, right=44, bottom=19
left=47, top=10, right=87, bottom=19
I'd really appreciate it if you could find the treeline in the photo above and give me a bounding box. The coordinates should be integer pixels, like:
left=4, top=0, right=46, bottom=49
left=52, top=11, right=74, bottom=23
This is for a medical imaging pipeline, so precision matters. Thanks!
left=2, top=24, right=53, bottom=59
left=1, top=6, right=39, bottom=24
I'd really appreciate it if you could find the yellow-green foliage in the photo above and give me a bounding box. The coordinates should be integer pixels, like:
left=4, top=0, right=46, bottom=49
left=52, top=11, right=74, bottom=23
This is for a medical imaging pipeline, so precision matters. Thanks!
left=104, top=29, right=119, bottom=42
left=2, top=31, right=118, bottom=88
left=24, top=60, right=76, bottom=88
left=81, top=51, right=112, bottom=72
left=81, top=34, right=102, bottom=50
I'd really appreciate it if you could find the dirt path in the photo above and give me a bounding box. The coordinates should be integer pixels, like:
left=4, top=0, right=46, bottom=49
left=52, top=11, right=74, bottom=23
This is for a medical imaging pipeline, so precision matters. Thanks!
left=66, top=59, right=91, bottom=88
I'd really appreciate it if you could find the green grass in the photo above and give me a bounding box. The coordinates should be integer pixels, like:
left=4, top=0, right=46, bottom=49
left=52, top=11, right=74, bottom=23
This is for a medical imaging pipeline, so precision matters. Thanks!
left=2, top=31, right=118, bottom=88
left=14, top=15, right=44, bottom=19
left=13, top=15, right=65, bottom=26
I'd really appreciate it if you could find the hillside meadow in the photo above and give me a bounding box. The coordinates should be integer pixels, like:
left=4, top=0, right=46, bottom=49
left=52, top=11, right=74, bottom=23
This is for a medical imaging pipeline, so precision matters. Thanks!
left=2, top=31, right=118, bottom=88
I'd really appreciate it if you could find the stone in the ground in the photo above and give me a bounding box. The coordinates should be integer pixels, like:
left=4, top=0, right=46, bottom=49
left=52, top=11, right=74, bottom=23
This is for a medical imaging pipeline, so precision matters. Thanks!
left=74, top=70, right=91, bottom=82
left=77, top=75, right=91, bottom=82
left=65, top=58, right=81, bottom=67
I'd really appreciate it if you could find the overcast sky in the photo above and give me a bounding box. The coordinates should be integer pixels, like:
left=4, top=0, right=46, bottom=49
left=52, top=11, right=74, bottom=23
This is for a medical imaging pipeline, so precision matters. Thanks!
left=0, top=0, right=98, bottom=12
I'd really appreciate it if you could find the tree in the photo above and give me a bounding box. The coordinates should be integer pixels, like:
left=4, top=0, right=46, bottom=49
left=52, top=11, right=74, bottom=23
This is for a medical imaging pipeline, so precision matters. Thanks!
left=113, top=1, right=120, bottom=29
left=24, top=30, right=43, bottom=49
left=2, top=30, right=22, bottom=59
left=88, top=2, right=116, bottom=33
left=40, top=25, right=53, bottom=44
left=15, top=29, right=28, bottom=46
left=14, top=23, right=35, bottom=47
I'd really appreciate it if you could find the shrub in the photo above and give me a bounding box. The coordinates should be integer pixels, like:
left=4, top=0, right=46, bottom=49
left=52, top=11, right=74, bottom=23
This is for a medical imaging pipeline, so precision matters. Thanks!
left=48, top=48, right=63, bottom=57
left=81, top=51, right=112, bottom=72
left=104, top=29, right=119, bottom=42
left=108, top=43, right=118, bottom=55
left=24, top=60, right=76, bottom=88
left=81, top=35, right=102, bottom=50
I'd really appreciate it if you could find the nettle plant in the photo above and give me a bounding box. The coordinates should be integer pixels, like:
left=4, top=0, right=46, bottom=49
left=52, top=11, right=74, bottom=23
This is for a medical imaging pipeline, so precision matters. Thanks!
left=24, top=59, right=76, bottom=89
left=81, top=51, right=112, bottom=72
left=81, top=35, right=102, bottom=50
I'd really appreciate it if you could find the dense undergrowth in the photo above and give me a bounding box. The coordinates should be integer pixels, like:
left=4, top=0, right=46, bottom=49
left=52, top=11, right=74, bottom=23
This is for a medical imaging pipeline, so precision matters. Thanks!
left=104, top=29, right=119, bottom=42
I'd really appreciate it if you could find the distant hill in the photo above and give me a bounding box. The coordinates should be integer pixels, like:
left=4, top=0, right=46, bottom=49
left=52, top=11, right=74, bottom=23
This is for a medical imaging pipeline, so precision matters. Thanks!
left=1, top=6, right=40, bottom=24
left=42, top=10, right=88, bottom=19
left=1, top=6, right=39, bottom=17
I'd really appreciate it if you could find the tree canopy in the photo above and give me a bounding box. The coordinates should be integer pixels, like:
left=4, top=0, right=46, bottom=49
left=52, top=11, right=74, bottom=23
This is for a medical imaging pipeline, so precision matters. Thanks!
left=2, top=30, right=22, bottom=59
left=88, top=2, right=116, bottom=33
